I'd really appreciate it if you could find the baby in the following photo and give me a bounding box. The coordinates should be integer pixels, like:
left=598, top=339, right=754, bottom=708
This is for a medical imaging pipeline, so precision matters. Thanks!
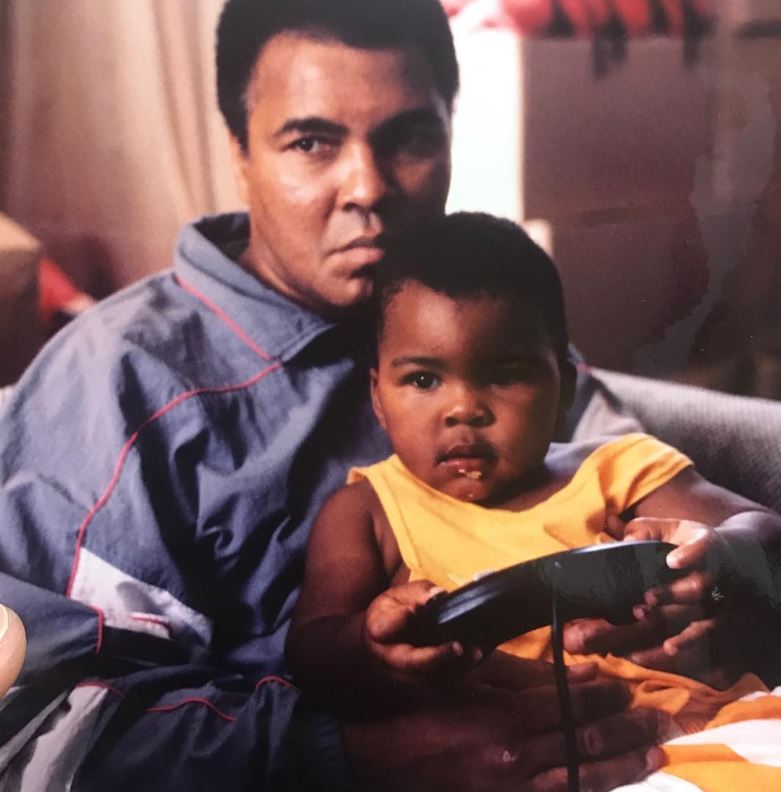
left=287, top=212, right=781, bottom=789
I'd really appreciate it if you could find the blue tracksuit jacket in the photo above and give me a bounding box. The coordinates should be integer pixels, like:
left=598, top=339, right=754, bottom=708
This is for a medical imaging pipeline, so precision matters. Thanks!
left=0, top=212, right=391, bottom=790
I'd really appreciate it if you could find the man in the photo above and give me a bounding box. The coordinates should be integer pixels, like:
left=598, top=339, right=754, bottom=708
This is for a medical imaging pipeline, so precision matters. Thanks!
left=0, top=1, right=667, bottom=789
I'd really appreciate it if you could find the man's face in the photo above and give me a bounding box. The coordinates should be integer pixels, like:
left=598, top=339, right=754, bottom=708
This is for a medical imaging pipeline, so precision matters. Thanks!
left=372, top=283, right=570, bottom=506
left=233, top=33, right=452, bottom=318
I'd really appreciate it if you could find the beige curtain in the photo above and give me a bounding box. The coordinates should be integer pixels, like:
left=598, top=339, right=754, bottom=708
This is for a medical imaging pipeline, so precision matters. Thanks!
left=0, top=0, right=241, bottom=292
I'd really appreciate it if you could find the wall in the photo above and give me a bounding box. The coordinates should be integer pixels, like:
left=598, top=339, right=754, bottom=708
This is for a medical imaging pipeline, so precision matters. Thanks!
left=447, top=5, right=781, bottom=395
left=0, top=0, right=241, bottom=295
left=2, top=2, right=779, bottom=394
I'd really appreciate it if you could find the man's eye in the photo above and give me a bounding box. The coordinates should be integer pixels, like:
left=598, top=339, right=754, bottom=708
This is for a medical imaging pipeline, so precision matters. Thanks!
left=404, top=372, right=440, bottom=390
left=379, top=126, right=445, bottom=161
left=399, top=128, right=443, bottom=156
left=290, top=137, right=332, bottom=155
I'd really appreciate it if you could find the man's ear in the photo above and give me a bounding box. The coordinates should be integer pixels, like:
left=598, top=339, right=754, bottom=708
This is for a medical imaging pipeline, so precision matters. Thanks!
left=228, top=135, right=250, bottom=205
left=558, top=359, right=577, bottom=420
left=370, top=368, right=387, bottom=430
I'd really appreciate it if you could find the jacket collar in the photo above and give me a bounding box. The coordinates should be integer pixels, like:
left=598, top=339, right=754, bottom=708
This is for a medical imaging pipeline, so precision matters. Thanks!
left=174, top=213, right=342, bottom=363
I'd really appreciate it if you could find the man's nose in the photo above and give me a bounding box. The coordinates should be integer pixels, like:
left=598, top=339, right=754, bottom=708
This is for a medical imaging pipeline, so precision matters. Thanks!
left=338, top=145, right=390, bottom=213
left=444, top=389, right=492, bottom=428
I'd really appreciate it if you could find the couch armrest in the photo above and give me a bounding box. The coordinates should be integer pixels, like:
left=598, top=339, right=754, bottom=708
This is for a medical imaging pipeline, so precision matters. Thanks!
left=593, top=368, right=781, bottom=514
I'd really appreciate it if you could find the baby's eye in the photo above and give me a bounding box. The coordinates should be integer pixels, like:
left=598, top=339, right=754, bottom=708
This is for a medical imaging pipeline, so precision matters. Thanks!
left=404, top=371, right=440, bottom=390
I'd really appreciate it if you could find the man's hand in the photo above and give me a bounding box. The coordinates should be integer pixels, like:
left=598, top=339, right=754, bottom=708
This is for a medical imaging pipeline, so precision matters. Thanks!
left=344, top=654, right=667, bottom=792
left=364, top=580, right=482, bottom=686
left=564, top=516, right=740, bottom=686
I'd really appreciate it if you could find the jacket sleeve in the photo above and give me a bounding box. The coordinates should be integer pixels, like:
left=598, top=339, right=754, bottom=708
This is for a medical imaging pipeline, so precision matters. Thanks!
left=0, top=325, right=353, bottom=791
left=0, top=591, right=351, bottom=791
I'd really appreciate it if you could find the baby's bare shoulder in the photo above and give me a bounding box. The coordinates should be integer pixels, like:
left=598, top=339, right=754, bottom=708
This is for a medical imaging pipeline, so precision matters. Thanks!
left=315, top=479, right=385, bottom=533
left=318, top=481, right=401, bottom=577
left=323, top=478, right=380, bottom=511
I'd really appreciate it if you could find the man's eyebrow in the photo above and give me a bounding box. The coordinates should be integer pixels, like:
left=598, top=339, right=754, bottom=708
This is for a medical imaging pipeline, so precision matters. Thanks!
left=377, top=107, right=447, bottom=132
left=390, top=355, right=444, bottom=368
left=273, top=116, right=347, bottom=140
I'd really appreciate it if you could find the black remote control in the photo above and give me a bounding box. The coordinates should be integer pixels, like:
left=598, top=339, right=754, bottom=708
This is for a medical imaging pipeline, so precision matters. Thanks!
left=408, top=541, right=685, bottom=648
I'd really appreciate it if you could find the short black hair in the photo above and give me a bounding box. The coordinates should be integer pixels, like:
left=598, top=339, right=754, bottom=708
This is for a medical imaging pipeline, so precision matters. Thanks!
left=216, top=0, right=459, bottom=151
left=375, top=212, right=570, bottom=362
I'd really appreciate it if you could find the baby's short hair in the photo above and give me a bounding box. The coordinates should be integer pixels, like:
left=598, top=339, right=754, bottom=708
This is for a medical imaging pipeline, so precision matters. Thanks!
left=375, top=212, right=570, bottom=361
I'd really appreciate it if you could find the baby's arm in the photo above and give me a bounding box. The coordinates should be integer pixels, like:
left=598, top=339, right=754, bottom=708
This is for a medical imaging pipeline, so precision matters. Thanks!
left=286, top=481, right=477, bottom=711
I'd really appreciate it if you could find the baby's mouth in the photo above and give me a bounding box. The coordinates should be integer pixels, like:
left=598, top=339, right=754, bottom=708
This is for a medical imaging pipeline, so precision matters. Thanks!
left=437, top=443, right=495, bottom=479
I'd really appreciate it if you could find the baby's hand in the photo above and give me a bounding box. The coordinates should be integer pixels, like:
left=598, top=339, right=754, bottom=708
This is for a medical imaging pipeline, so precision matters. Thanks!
left=363, top=580, right=483, bottom=686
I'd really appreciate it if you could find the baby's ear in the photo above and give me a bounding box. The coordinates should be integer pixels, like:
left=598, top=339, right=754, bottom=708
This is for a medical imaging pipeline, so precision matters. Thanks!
left=370, top=368, right=387, bottom=430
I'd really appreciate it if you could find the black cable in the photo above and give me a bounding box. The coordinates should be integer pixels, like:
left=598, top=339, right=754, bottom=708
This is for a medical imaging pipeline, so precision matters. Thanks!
left=552, top=560, right=579, bottom=792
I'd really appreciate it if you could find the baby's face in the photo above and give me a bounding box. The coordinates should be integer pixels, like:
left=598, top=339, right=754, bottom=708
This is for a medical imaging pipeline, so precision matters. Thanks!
left=371, top=282, right=567, bottom=506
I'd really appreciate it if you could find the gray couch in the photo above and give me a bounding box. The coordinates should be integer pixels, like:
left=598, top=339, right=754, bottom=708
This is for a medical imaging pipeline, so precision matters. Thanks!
left=594, top=368, right=781, bottom=515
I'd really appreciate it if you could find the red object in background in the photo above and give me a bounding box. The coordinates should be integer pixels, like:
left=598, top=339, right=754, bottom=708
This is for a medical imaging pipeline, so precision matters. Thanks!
left=659, top=0, right=685, bottom=35
left=38, top=257, right=95, bottom=331
left=500, top=0, right=554, bottom=35
left=686, top=0, right=716, bottom=27
left=560, top=0, right=611, bottom=35
left=441, top=0, right=472, bottom=17
left=612, top=0, right=653, bottom=35
left=446, top=0, right=715, bottom=37
left=657, top=0, right=716, bottom=37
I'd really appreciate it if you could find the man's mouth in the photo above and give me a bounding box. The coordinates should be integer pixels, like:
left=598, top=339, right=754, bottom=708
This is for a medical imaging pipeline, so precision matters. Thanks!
left=341, top=235, right=386, bottom=251
left=334, top=235, right=387, bottom=267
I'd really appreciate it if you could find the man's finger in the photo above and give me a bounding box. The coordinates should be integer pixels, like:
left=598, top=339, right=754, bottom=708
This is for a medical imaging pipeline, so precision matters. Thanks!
left=628, top=631, right=715, bottom=677
left=472, top=650, right=598, bottom=690
left=564, top=617, right=660, bottom=656
left=636, top=602, right=708, bottom=632
left=649, top=570, right=714, bottom=604
left=512, top=680, right=630, bottom=735
left=472, top=652, right=554, bottom=689
left=519, top=707, right=665, bottom=777
left=666, top=526, right=716, bottom=569
left=565, top=603, right=711, bottom=656
left=662, top=617, right=717, bottom=656
left=521, top=746, right=665, bottom=792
